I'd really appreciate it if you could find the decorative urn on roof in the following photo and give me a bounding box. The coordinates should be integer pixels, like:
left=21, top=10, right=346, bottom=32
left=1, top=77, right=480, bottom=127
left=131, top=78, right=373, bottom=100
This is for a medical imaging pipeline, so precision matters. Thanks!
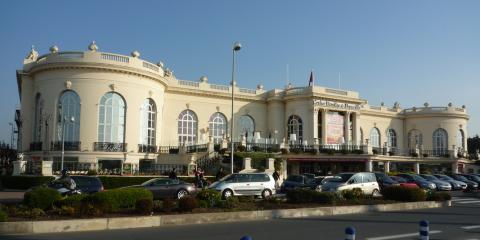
left=88, top=41, right=98, bottom=52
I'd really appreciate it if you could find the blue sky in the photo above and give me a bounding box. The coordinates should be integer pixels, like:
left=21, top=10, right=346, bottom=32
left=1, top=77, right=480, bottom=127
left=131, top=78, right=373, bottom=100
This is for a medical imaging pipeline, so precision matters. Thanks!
left=0, top=0, right=479, bottom=146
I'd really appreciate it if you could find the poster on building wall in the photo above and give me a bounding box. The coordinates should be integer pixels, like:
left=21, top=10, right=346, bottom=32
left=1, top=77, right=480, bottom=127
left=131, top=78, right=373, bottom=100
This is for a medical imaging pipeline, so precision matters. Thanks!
left=327, top=111, right=344, bottom=144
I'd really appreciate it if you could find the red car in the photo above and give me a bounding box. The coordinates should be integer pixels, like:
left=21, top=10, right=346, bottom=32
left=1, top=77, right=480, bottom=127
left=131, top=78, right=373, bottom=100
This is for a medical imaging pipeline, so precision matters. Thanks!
left=390, top=176, right=419, bottom=188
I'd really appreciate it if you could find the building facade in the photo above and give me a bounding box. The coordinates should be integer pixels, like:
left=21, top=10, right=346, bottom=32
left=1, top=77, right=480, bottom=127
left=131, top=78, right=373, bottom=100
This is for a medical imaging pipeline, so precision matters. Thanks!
left=15, top=43, right=476, bottom=176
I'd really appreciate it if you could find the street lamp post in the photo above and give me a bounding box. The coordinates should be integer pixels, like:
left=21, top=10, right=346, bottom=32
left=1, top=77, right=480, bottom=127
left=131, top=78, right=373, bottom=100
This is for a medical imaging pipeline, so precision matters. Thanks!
left=230, top=42, right=242, bottom=174
left=61, top=116, right=75, bottom=171
left=8, top=123, right=14, bottom=149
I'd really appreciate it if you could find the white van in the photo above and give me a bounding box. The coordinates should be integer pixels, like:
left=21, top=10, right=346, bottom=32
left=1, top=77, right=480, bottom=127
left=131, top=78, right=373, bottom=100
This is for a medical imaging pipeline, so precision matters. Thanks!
left=321, top=172, right=380, bottom=196
left=209, top=173, right=276, bottom=199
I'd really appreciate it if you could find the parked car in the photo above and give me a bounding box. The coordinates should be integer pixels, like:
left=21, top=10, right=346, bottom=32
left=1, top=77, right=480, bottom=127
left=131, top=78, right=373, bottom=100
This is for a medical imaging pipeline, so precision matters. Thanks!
left=128, top=178, right=197, bottom=199
left=459, top=174, right=480, bottom=185
left=374, top=172, right=399, bottom=190
left=280, top=175, right=320, bottom=192
left=448, top=174, right=479, bottom=189
left=418, top=174, right=452, bottom=191
left=396, top=174, right=436, bottom=190
left=433, top=174, right=467, bottom=190
left=389, top=176, right=419, bottom=188
left=209, top=173, right=276, bottom=199
left=70, top=176, right=104, bottom=194
left=321, top=172, right=380, bottom=196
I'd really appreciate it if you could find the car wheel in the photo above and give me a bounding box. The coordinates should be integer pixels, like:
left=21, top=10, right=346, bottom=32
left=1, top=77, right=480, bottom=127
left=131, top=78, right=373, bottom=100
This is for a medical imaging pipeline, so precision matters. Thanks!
left=261, top=189, right=272, bottom=199
left=222, top=189, right=233, bottom=199
left=177, top=189, right=189, bottom=199
left=372, top=189, right=380, bottom=197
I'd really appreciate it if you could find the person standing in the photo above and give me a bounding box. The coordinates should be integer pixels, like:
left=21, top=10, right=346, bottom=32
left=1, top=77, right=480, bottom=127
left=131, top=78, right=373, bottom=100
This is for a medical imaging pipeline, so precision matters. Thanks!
left=272, top=170, right=280, bottom=189
left=168, top=167, right=177, bottom=179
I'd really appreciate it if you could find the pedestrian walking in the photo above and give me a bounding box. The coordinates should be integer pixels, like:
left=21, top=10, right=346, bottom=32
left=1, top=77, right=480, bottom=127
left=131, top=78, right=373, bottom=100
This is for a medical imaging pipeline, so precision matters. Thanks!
left=272, top=170, right=280, bottom=189
left=168, top=168, right=177, bottom=179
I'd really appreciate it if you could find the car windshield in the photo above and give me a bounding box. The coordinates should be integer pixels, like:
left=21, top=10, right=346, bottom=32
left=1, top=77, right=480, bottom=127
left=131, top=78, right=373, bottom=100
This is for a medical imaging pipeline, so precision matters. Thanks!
left=392, top=177, right=406, bottom=183
left=421, top=175, right=438, bottom=181
left=454, top=175, right=468, bottom=181
left=219, top=174, right=236, bottom=182
left=412, top=175, right=426, bottom=181
left=436, top=175, right=453, bottom=181
left=331, top=174, right=354, bottom=183
left=142, top=179, right=157, bottom=186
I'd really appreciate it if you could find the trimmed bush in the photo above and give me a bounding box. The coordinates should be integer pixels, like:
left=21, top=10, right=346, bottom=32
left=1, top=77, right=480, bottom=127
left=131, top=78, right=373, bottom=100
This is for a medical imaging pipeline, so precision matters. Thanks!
left=196, top=189, right=221, bottom=207
left=135, top=198, right=154, bottom=215
left=56, top=194, right=87, bottom=209
left=90, top=188, right=153, bottom=212
left=220, top=196, right=240, bottom=209
left=59, top=206, right=76, bottom=217
left=341, top=188, right=365, bottom=200
left=314, top=192, right=338, bottom=204
left=0, top=209, right=7, bottom=222
left=162, top=198, right=176, bottom=213
left=24, top=187, right=62, bottom=210
left=178, top=196, right=198, bottom=212
left=426, top=191, right=452, bottom=201
left=382, top=186, right=427, bottom=202
left=286, top=189, right=317, bottom=203
left=0, top=176, right=54, bottom=190
left=97, top=176, right=214, bottom=189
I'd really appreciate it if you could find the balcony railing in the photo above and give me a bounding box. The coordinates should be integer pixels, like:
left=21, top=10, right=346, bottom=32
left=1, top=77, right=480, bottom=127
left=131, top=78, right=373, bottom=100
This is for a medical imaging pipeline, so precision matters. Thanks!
left=158, top=146, right=180, bottom=154
left=29, top=142, right=42, bottom=151
left=93, top=142, right=127, bottom=152
left=138, top=144, right=158, bottom=153
left=51, top=141, right=81, bottom=151
left=186, top=144, right=208, bottom=153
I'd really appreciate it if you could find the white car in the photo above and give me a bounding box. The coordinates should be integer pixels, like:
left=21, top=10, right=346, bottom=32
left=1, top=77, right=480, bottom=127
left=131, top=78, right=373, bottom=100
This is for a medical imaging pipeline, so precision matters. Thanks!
left=321, top=172, right=380, bottom=196
left=209, top=173, right=276, bottom=199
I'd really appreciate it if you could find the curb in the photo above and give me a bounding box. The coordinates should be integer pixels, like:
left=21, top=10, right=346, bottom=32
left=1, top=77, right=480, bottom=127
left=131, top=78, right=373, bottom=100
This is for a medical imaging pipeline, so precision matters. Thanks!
left=0, top=200, right=451, bottom=235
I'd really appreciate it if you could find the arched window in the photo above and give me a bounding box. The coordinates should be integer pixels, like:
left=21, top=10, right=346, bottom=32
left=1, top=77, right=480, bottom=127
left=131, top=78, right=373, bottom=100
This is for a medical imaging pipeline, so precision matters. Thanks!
left=209, top=112, right=227, bottom=144
left=139, top=99, right=156, bottom=146
left=238, top=115, right=255, bottom=142
left=98, top=92, right=126, bottom=143
left=33, top=93, right=44, bottom=142
left=457, top=129, right=465, bottom=150
left=433, top=128, right=448, bottom=155
left=370, top=128, right=380, bottom=148
left=408, top=129, right=423, bottom=149
left=360, top=128, right=364, bottom=145
left=178, top=110, right=198, bottom=145
left=57, top=91, right=81, bottom=143
left=387, top=129, right=397, bottom=148
left=287, top=115, right=303, bottom=143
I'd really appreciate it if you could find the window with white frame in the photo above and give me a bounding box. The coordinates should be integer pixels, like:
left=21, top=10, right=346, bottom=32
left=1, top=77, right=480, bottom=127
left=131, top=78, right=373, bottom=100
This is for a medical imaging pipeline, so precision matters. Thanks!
left=178, top=109, right=198, bottom=145
left=209, top=112, right=227, bottom=144
left=433, top=128, right=448, bottom=155
left=287, top=115, right=303, bottom=143
left=238, top=115, right=255, bottom=142
left=387, top=129, right=397, bottom=148
left=57, top=90, right=81, bottom=142
left=139, top=99, right=156, bottom=146
left=408, top=129, right=423, bottom=149
left=457, top=129, right=465, bottom=150
left=370, top=128, right=380, bottom=148
left=98, top=92, right=126, bottom=143
left=33, top=93, right=44, bottom=142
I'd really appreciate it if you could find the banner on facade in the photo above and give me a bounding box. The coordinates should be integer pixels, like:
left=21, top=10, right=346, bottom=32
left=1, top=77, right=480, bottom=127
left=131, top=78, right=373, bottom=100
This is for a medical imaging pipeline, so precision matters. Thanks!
left=327, top=111, right=344, bottom=144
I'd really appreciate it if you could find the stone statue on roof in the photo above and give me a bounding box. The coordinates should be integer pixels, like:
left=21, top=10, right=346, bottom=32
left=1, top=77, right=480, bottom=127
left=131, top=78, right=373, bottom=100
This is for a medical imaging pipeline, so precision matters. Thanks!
left=25, top=45, right=39, bottom=61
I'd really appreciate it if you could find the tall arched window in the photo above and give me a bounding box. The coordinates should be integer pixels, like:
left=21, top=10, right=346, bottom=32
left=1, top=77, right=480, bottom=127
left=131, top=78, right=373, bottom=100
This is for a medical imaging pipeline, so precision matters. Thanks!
left=457, top=129, right=465, bottom=150
left=370, top=128, right=380, bottom=148
left=387, top=129, right=397, bottom=148
left=317, top=111, right=322, bottom=142
left=408, top=129, right=423, bottom=149
left=360, top=128, right=364, bottom=145
left=433, top=128, right=448, bottom=155
left=98, top=92, right=126, bottom=143
left=139, top=99, right=156, bottom=146
left=178, top=110, right=198, bottom=145
left=209, top=112, right=227, bottom=144
left=57, top=91, right=81, bottom=143
left=33, top=93, right=44, bottom=142
left=287, top=115, right=303, bottom=143
left=238, top=115, right=255, bottom=142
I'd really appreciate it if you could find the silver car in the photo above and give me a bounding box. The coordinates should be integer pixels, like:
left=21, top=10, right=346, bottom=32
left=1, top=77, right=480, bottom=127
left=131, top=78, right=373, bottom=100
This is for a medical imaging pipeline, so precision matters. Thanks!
left=209, top=173, right=276, bottom=199
left=419, top=174, right=452, bottom=191
left=434, top=174, right=467, bottom=190
left=321, top=172, right=380, bottom=196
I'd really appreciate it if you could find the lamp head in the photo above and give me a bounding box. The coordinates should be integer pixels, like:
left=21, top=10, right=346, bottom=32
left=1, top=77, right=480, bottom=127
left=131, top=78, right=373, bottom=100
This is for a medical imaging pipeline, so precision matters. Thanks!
left=233, top=42, right=242, bottom=51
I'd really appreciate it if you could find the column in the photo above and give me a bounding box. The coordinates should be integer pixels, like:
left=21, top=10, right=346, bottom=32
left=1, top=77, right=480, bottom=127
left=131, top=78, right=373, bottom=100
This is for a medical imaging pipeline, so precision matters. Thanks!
left=413, top=162, right=420, bottom=174
left=451, top=161, right=459, bottom=174
left=352, top=112, right=359, bottom=145
left=321, top=109, right=328, bottom=145
left=344, top=111, right=350, bottom=144
left=282, top=158, right=288, bottom=180
left=384, top=161, right=390, bottom=173
left=365, top=160, right=373, bottom=172
left=312, top=108, right=318, bottom=144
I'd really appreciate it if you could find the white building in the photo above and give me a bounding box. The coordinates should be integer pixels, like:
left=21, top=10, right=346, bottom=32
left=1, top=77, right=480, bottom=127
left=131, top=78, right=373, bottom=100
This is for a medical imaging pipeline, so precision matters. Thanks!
left=15, top=43, right=476, bottom=176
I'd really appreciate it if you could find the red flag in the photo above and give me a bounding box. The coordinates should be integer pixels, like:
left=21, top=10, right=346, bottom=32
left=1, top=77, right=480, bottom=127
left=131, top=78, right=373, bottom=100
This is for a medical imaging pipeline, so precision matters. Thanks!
left=308, top=71, right=314, bottom=87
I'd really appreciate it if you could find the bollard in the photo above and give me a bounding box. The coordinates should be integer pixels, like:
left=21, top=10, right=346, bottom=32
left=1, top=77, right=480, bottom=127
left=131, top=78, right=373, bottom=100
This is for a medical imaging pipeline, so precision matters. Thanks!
left=240, top=235, right=252, bottom=240
left=419, top=220, right=429, bottom=240
left=345, top=227, right=355, bottom=240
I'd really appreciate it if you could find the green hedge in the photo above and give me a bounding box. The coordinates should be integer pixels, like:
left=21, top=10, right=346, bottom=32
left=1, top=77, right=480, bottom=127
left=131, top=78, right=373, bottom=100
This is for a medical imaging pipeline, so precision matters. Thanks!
left=426, top=191, right=452, bottom=201
left=286, top=189, right=338, bottom=204
left=0, top=176, right=54, bottom=190
left=88, top=188, right=153, bottom=212
left=23, top=187, right=62, bottom=210
left=382, top=186, right=427, bottom=202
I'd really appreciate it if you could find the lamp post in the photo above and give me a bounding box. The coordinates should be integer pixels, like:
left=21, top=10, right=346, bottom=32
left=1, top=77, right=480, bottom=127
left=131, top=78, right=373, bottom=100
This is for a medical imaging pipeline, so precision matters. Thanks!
left=8, top=122, right=14, bottom=149
left=230, top=41, right=242, bottom=174
left=61, top=116, right=75, bottom=171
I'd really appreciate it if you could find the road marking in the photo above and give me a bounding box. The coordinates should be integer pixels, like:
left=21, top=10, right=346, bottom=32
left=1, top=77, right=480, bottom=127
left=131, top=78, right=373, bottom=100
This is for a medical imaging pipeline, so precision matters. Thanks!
left=456, top=200, right=480, bottom=204
left=366, top=230, right=442, bottom=240
left=462, top=225, right=480, bottom=230
left=451, top=198, right=477, bottom=202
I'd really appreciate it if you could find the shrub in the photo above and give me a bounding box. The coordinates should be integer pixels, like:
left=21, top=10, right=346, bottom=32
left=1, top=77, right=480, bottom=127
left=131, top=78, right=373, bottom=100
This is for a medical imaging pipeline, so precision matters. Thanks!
left=422, top=153, right=429, bottom=158
left=79, top=201, right=104, bottom=217
left=0, top=209, right=7, bottom=222
left=341, top=188, right=365, bottom=200
left=135, top=198, right=153, bottom=215
left=90, top=188, right=153, bottom=212
left=280, top=148, right=288, bottom=154
left=292, top=148, right=302, bottom=154
left=238, top=196, right=255, bottom=203
left=59, top=206, right=76, bottom=217
left=196, top=189, right=221, bottom=208
left=24, top=187, right=62, bottom=210
left=29, top=208, right=46, bottom=219
left=152, top=200, right=162, bottom=212
left=178, top=196, right=198, bottom=212
left=309, top=148, right=319, bottom=155
left=220, top=196, right=240, bottom=209
left=251, top=146, right=260, bottom=152
left=257, top=166, right=266, bottom=172
left=219, top=148, right=228, bottom=155
left=426, top=192, right=452, bottom=201
left=286, top=189, right=317, bottom=203
left=326, top=149, right=335, bottom=155
left=162, top=198, right=176, bottom=213
left=382, top=186, right=427, bottom=202
left=314, top=192, right=338, bottom=204
left=388, top=151, right=394, bottom=156
left=0, top=176, right=55, bottom=190
left=236, top=145, right=246, bottom=152
left=340, top=149, right=349, bottom=155
left=56, top=194, right=86, bottom=209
